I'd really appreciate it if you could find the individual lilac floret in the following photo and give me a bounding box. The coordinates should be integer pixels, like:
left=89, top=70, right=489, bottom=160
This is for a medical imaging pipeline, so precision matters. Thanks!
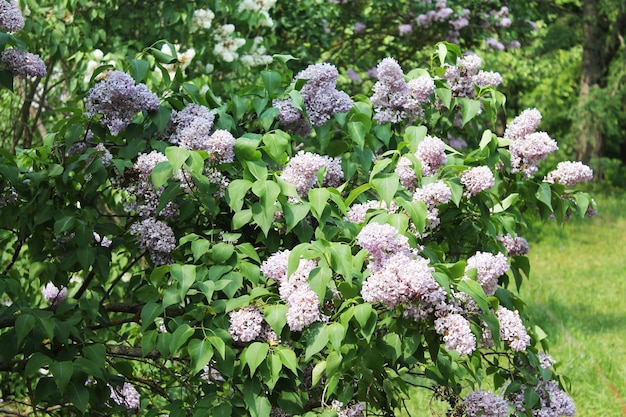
left=207, top=130, right=235, bottom=163
left=85, top=70, right=160, bottom=135
left=462, top=390, right=509, bottom=417
left=129, top=218, right=176, bottom=265
left=461, top=166, right=495, bottom=197
left=109, top=382, right=140, bottom=410
left=496, top=306, right=530, bottom=351
left=544, top=161, right=593, bottom=187
left=465, top=251, right=509, bottom=296
left=509, top=380, right=576, bottom=417
left=357, top=223, right=411, bottom=271
left=0, top=49, right=47, bottom=78
left=228, top=305, right=264, bottom=342
left=417, top=135, right=447, bottom=176
left=43, top=282, right=67, bottom=306
left=434, top=313, right=476, bottom=355
left=497, top=234, right=530, bottom=256
left=0, top=0, right=24, bottom=32
left=280, top=151, right=343, bottom=197
left=504, top=108, right=543, bottom=141
left=167, top=104, right=215, bottom=150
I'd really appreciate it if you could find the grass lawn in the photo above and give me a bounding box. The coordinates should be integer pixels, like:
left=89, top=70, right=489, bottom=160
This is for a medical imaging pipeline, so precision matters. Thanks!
left=520, top=192, right=626, bottom=417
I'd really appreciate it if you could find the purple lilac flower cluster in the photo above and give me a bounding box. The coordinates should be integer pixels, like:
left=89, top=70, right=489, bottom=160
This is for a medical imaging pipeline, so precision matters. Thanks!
left=509, top=380, right=576, bottom=417
left=496, top=306, right=530, bottom=351
left=280, top=151, right=343, bottom=197
left=414, top=1, right=471, bottom=43
left=497, top=234, right=530, bottom=256
left=357, top=223, right=411, bottom=271
left=462, top=390, right=509, bottom=417
left=461, top=166, right=495, bottom=197
left=108, top=382, right=140, bottom=410
left=370, top=57, right=435, bottom=124
left=129, top=218, right=176, bottom=265
left=412, top=180, right=452, bottom=229
left=228, top=305, right=264, bottom=342
left=85, top=70, right=160, bottom=135
left=443, top=54, right=502, bottom=100
left=416, top=135, right=448, bottom=176
left=1, top=49, right=46, bottom=78
left=42, top=282, right=67, bottom=306
left=345, top=200, right=397, bottom=224
left=504, top=108, right=558, bottom=176
left=0, top=0, right=24, bottom=32
left=544, top=161, right=593, bottom=187
left=273, top=63, right=353, bottom=136
left=166, top=103, right=216, bottom=150
left=434, top=313, right=476, bottom=355
left=465, top=251, right=509, bottom=296
left=331, top=400, right=365, bottom=417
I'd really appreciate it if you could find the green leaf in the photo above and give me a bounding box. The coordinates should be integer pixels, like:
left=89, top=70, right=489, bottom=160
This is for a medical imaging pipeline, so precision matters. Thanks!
left=348, top=121, right=367, bottom=149
left=283, top=201, right=310, bottom=231
left=170, top=264, right=197, bottom=299
left=151, top=160, right=173, bottom=188
left=208, top=335, right=227, bottom=360
left=325, top=322, right=346, bottom=351
left=479, top=129, right=494, bottom=150
left=305, top=323, right=329, bottom=361
left=244, top=342, right=269, bottom=376
left=264, top=304, right=288, bottom=335
left=50, top=361, right=74, bottom=392
left=129, top=59, right=150, bottom=82
left=67, top=382, right=89, bottom=414
left=404, top=125, right=428, bottom=151
left=188, top=339, right=214, bottom=374
left=308, top=188, right=330, bottom=221
left=261, top=70, right=282, bottom=96
left=169, top=324, right=195, bottom=354
left=275, top=345, right=298, bottom=374
left=140, top=301, right=163, bottom=331
left=165, top=146, right=191, bottom=172
left=536, top=182, right=553, bottom=210
left=213, top=242, right=235, bottom=263
left=15, top=314, right=35, bottom=345
left=371, top=173, right=399, bottom=207
left=262, top=132, right=290, bottom=163
left=459, top=98, right=481, bottom=126
left=54, top=216, right=76, bottom=235
left=311, top=360, right=326, bottom=387
left=457, top=279, right=490, bottom=312
left=226, top=179, right=253, bottom=211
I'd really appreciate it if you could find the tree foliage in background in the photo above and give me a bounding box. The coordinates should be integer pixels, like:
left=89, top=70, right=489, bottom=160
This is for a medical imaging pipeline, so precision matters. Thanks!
left=0, top=1, right=600, bottom=416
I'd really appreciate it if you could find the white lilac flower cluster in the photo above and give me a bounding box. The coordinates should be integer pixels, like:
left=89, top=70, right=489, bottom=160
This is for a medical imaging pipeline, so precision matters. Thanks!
left=465, top=251, right=509, bottom=296
left=330, top=400, right=365, bottom=417
left=434, top=313, right=477, bottom=355
left=395, top=135, right=447, bottom=190
left=356, top=223, right=412, bottom=271
left=261, top=250, right=325, bottom=332
left=238, top=0, right=276, bottom=27
left=544, top=161, right=593, bottom=187
left=412, top=180, right=452, bottom=229
left=443, top=54, right=502, bottom=100
left=280, top=151, right=343, bottom=197
left=240, top=36, right=272, bottom=67
left=461, top=165, right=495, bottom=197
left=108, top=382, right=140, bottom=410
left=509, top=380, right=576, bottom=417
left=1, top=49, right=46, bottom=78
left=496, top=306, right=530, bottom=351
left=191, top=8, right=215, bottom=32
left=497, top=234, right=530, bottom=256
left=504, top=108, right=559, bottom=176
left=0, top=0, right=24, bottom=32
left=370, top=57, right=435, bottom=124
left=462, top=390, right=509, bottom=417
left=213, top=24, right=246, bottom=62
left=129, top=218, right=176, bottom=266
left=227, top=305, right=279, bottom=343
left=42, top=282, right=67, bottom=306
left=160, top=43, right=196, bottom=80
left=274, top=63, right=353, bottom=137
left=85, top=70, right=160, bottom=136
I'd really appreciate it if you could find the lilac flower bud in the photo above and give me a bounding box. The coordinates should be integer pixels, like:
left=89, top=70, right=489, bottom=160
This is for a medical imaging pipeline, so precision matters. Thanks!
left=167, top=104, right=215, bottom=150
left=42, top=282, right=67, bottom=306
left=260, top=250, right=291, bottom=282
left=0, top=49, right=46, bottom=78
left=357, top=223, right=411, bottom=270
left=0, top=0, right=24, bottom=32
left=461, top=166, right=495, bottom=197
left=544, top=161, right=593, bottom=187
left=286, top=285, right=324, bottom=331
left=510, top=131, right=558, bottom=176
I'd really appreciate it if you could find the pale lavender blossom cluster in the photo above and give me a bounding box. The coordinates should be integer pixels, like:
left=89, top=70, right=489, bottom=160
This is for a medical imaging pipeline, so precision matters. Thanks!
left=361, top=253, right=443, bottom=312
left=108, top=382, right=140, bottom=410
left=345, top=200, right=396, bottom=224
left=166, top=104, right=216, bottom=150
left=544, top=161, right=593, bottom=187
left=228, top=305, right=264, bottom=342
left=93, top=231, right=112, bottom=248
left=509, top=380, right=576, bottom=417
left=538, top=352, right=556, bottom=370
left=285, top=285, right=325, bottom=331
left=415, top=0, right=470, bottom=42
left=416, top=135, right=448, bottom=176
left=412, top=180, right=452, bottom=228
left=0, top=49, right=46, bottom=78
left=273, top=63, right=353, bottom=136
left=395, top=156, right=419, bottom=190
left=129, top=218, right=176, bottom=265
left=357, top=223, right=411, bottom=271
left=85, top=70, right=160, bottom=135
left=260, top=249, right=291, bottom=282
left=42, top=282, right=67, bottom=306
left=462, top=390, right=509, bottom=417
left=461, top=166, right=495, bottom=197
left=505, top=108, right=558, bottom=176
left=496, top=306, right=530, bottom=351
left=443, top=54, right=502, bottom=100
left=331, top=400, right=365, bottom=417
left=497, top=234, right=530, bottom=256
left=206, top=130, right=236, bottom=163
left=465, top=251, right=509, bottom=296
left=370, top=57, right=435, bottom=124
left=434, top=313, right=476, bottom=355
left=280, top=151, right=343, bottom=197
left=0, top=0, right=24, bottom=32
